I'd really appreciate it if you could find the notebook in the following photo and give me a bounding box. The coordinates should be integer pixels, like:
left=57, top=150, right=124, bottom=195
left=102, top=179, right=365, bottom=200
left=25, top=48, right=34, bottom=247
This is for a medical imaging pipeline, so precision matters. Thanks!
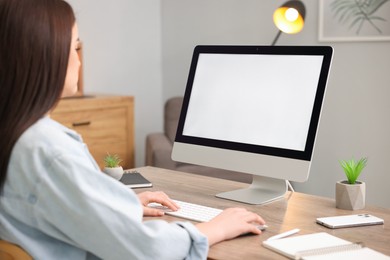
left=262, top=232, right=389, bottom=260
left=119, top=171, right=153, bottom=188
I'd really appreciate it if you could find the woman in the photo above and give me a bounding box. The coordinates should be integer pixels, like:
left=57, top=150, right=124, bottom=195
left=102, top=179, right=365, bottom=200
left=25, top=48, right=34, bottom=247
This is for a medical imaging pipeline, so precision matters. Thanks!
left=0, top=0, right=265, bottom=259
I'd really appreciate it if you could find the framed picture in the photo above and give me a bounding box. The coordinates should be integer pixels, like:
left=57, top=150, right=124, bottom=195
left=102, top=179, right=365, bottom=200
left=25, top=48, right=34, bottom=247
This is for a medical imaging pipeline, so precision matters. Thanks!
left=319, top=0, right=390, bottom=42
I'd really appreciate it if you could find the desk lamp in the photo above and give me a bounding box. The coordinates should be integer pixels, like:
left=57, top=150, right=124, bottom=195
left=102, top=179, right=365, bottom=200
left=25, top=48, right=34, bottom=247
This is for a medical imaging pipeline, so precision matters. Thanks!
left=271, top=0, right=306, bottom=45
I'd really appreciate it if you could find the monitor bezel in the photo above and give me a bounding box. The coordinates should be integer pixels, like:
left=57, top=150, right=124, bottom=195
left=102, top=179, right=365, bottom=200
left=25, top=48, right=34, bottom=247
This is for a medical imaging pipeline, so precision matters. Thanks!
left=175, top=45, right=333, bottom=161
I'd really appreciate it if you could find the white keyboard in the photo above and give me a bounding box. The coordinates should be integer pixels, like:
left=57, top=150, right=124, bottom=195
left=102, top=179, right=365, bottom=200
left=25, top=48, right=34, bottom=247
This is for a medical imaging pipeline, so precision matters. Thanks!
left=148, top=199, right=223, bottom=222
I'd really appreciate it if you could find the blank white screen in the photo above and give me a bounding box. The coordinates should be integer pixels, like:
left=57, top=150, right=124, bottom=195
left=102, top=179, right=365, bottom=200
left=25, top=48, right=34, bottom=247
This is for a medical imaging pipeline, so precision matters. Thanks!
left=183, top=53, right=324, bottom=151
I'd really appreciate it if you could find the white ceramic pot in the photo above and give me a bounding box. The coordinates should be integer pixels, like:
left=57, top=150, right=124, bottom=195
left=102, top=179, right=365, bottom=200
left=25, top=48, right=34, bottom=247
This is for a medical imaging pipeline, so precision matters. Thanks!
left=103, top=166, right=124, bottom=180
left=335, top=180, right=366, bottom=210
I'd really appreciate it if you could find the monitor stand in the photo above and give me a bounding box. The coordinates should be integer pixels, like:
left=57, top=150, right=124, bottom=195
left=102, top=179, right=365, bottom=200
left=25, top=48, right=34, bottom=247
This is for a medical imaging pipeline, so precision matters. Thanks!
left=216, top=175, right=287, bottom=205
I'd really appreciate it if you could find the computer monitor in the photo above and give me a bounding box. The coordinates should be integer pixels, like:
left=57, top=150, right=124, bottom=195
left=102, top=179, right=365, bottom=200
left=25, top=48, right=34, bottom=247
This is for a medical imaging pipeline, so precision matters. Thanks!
left=172, top=45, right=333, bottom=205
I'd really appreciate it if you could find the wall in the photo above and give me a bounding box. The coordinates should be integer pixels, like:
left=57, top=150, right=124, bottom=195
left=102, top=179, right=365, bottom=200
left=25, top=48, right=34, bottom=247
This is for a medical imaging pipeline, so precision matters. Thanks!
left=67, top=0, right=163, bottom=168
left=161, top=0, right=390, bottom=208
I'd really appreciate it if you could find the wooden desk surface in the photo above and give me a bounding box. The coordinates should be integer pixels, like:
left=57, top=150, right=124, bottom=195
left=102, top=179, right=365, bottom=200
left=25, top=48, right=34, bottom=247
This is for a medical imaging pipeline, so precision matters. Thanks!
left=135, top=166, right=390, bottom=259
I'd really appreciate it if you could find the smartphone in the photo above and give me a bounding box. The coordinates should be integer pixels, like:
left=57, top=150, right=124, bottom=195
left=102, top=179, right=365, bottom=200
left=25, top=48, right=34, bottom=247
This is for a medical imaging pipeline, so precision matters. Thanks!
left=316, top=214, right=384, bottom=229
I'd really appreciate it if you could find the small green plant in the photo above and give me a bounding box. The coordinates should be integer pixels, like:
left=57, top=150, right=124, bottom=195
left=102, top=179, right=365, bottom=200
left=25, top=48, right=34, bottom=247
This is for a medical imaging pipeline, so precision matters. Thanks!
left=339, top=157, right=368, bottom=184
left=103, top=153, right=122, bottom=168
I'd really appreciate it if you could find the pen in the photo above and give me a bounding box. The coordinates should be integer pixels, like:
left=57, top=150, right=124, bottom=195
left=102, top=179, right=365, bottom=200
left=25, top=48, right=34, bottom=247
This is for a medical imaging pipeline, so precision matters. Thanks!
left=266, top=228, right=300, bottom=241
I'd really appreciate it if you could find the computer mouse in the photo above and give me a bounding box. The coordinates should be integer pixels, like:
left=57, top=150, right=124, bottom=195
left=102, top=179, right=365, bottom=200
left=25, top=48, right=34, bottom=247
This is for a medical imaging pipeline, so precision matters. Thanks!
left=257, top=224, right=268, bottom=231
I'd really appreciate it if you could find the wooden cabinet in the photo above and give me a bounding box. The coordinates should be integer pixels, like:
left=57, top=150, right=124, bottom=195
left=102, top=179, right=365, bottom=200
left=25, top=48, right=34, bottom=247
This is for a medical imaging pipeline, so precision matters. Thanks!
left=51, top=95, right=134, bottom=169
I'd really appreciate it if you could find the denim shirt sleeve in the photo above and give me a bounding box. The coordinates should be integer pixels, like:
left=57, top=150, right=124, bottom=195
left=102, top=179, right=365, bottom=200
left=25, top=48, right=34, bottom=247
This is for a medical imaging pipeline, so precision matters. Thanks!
left=0, top=117, right=209, bottom=260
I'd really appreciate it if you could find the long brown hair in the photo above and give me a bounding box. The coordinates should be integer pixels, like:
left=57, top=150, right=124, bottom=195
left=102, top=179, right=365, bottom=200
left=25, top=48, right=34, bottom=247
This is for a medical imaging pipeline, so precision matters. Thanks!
left=0, top=0, right=75, bottom=191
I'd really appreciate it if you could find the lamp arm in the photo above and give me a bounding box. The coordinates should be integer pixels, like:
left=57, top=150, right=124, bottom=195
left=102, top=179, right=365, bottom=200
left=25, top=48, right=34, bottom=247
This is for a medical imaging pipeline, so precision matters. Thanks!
left=271, top=30, right=282, bottom=46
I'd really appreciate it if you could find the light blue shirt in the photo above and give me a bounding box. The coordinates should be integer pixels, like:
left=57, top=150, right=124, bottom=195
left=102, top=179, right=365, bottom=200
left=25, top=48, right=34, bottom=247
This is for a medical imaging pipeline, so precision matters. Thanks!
left=0, top=117, right=208, bottom=259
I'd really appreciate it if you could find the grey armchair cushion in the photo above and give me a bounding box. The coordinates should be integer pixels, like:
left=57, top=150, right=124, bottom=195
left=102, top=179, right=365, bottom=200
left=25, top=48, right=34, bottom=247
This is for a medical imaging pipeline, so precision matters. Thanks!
left=164, top=97, right=183, bottom=143
left=145, top=97, right=252, bottom=184
left=145, top=133, right=177, bottom=170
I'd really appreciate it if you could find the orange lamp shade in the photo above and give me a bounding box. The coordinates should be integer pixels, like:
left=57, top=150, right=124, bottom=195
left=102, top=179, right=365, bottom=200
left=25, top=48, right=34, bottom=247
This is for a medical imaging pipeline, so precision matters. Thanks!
left=273, top=1, right=305, bottom=34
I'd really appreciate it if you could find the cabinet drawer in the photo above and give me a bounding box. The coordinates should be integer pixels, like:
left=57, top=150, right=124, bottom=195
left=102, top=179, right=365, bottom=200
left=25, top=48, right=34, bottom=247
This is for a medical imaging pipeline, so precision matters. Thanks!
left=53, top=107, right=128, bottom=144
left=57, top=108, right=127, bottom=145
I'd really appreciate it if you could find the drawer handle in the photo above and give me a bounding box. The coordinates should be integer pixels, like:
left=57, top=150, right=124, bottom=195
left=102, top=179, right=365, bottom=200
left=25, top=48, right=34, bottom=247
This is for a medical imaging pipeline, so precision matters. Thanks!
left=72, top=121, right=91, bottom=127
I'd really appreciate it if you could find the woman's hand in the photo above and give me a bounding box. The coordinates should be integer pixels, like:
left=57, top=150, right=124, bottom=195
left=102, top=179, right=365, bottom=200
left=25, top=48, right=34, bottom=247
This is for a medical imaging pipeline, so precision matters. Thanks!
left=196, top=208, right=265, bottom=246
left=137, top=191, right=179, bottom=217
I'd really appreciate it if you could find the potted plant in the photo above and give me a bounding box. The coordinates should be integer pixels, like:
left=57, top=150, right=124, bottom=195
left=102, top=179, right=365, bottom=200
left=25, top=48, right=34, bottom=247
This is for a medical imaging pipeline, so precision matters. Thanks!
left=336, top=157, right=368, bottom=210
left=103, top=153, right=124, bottom=180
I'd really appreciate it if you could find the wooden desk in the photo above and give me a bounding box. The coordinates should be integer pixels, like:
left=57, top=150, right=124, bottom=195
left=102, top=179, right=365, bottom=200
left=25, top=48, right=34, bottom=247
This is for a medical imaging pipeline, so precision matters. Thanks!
left=135, top=166, right=390, bottom=259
